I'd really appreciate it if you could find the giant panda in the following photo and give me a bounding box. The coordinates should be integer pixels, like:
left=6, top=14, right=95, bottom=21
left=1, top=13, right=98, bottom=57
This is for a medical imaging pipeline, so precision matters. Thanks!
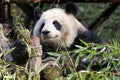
left=33, top=1, right=105, bottom=78
left=33, top=2, right=104, bottom=49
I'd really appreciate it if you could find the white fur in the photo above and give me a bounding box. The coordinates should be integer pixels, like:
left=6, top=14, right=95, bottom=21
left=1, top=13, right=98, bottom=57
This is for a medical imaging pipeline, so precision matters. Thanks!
left=33, top=8, right=87, bottom=48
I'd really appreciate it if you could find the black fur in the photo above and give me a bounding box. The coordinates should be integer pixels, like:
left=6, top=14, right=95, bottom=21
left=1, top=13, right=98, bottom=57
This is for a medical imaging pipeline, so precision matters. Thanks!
left=69, top=30, right=105, bottom=50
left=65, top=1, right=79, bottom=16
left=34, top=6, right=43, bottom=21
left=11, top=39, right=28, bottom=65
left=53, top=20, right=62, bottom=30
left=39, top=23, right=45, bottom=32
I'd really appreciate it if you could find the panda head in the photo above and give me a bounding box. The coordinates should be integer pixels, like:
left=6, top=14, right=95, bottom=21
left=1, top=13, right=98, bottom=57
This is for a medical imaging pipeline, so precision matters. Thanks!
left=33, top=2, right=87, bottom=49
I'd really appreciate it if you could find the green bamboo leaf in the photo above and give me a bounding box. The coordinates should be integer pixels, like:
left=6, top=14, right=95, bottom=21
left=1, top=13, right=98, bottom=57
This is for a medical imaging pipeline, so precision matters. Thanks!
left=98, top=66, right=110, bottom=74
left=78, top=72, right=85, bottom=80
left=0, top=72, right=3, bottom=80
left=28, top=70, right=35, bottom=80
left=4, top=48, right=15, bottom=57
left=61, top=56, right=67, bottom=67
left=95, top=74, right=101, bottom=80
left=111, top=74, right=116, bottom=80
left=0, top=52, right=4, bottom=58
left=74, top=45, right=87, bottom=53
left=80, top=39, right=89, bottom=47
left=37, top=63, right=49, bottom=74
left=47, top=52, right=61, bottom=57
left=54, top=55, right=61, bottom=66
left=67, top=74, right=74, bottom=80
left=75, top=55, right=80, bottom=68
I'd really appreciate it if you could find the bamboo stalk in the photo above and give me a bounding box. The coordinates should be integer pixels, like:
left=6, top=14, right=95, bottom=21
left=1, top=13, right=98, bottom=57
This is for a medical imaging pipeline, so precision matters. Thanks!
left=29, top=36, right=42, bottom=74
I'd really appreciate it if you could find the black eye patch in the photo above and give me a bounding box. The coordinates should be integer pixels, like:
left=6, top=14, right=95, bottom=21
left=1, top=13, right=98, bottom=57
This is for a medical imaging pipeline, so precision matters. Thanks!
left=53, top=20, right=61, bottom=30
left=39, top=23, right=45, bottom=32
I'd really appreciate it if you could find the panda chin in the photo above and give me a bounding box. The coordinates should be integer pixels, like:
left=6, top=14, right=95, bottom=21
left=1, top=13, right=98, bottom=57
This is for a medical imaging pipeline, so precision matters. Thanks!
left=42, top=36, right=57, bottom=41
left=41, top=37, right=65, bottom=50
left=42, top=35, right=61, bottom=41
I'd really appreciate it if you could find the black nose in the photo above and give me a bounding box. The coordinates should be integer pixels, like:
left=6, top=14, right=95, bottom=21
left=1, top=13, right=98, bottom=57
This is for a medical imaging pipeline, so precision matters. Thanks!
left=42, top=30, right=50, bottom=35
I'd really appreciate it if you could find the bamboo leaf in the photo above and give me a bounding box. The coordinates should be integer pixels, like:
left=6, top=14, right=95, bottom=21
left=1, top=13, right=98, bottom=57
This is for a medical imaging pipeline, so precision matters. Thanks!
left=47, top=52, right=61, bottom=57
left=98, top=66, right=110, bottom=74
left=80, top=39, right=89, bottom=47
left=75, top=55, right=80, bottom=68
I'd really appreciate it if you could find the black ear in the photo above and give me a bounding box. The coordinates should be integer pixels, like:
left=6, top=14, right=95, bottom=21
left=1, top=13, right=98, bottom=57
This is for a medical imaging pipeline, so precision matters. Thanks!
left=65, top=1, right=79, bottom=16
left=34, top=6, right=43, bottom=21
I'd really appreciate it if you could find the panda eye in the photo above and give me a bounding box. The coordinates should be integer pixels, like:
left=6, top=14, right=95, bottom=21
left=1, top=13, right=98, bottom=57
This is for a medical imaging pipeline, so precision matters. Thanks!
left=53, top=20, right=61, bottom=30
left=39, top=23, right=45, bottom=32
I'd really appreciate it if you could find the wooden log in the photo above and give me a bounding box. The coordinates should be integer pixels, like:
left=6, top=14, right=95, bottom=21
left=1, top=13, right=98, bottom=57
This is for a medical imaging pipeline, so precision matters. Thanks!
left=10, top=0, right=40, bottom=3
left=38, top=0, right=120, bottom=3
left=10, top=0, right=120, bottom=3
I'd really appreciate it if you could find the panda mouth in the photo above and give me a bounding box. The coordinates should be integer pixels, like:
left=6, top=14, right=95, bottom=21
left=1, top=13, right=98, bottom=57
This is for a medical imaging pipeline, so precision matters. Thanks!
left=43, top=35, right=58, bottom=39
left=44, top=36, right=57, bottom=39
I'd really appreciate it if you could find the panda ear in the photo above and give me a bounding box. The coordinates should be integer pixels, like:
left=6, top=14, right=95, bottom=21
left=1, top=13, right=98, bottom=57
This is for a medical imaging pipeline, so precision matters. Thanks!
left=65, top=1, right=79, bottom=16
left=34, top=6, right=43, bottom=21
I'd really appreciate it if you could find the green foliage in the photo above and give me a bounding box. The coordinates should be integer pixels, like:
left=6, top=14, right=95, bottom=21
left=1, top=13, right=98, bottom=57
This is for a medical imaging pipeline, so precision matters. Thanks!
left=45, top=40, right=120, bottom=80
left=0, top=3, right=120, bottom=80
left=1, top=25, right=120, bottom=79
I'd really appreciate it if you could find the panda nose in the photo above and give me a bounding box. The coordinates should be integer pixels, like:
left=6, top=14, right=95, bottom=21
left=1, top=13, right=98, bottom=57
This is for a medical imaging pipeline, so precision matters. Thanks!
left=42, top=30, right=50, bottom=35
